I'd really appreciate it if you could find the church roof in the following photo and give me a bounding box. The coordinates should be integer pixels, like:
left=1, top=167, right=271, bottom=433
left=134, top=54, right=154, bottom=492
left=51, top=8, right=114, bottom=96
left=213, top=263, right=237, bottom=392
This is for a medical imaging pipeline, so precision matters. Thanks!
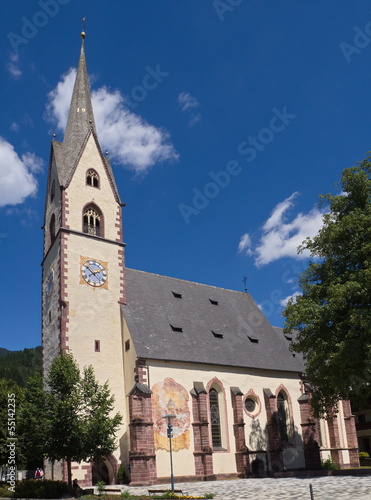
left=122, top=268, right=305, bottom=374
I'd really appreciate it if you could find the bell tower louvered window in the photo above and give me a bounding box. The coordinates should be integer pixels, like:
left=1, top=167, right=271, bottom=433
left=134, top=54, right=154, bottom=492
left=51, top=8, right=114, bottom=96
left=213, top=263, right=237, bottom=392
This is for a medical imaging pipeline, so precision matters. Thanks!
left=83, top=206, right=101, bottom=236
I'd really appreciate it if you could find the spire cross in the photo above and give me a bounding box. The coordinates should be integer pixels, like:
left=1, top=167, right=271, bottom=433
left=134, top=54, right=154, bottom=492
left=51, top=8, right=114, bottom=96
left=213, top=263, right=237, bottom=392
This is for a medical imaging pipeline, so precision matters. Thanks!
left=242, top=276, right=248, bottom=293
left=82, top=17, right=86, bottom=32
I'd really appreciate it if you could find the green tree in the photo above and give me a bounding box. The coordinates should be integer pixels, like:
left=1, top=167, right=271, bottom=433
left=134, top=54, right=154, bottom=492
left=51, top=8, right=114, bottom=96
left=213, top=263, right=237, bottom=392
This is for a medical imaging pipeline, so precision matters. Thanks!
left=17, top=373, right=46, bottom=469
left=44, top=353, right=122, bottom=491
left=283, top=160, right=371, bottom=416
left=0, top=379, right=23, bottom=467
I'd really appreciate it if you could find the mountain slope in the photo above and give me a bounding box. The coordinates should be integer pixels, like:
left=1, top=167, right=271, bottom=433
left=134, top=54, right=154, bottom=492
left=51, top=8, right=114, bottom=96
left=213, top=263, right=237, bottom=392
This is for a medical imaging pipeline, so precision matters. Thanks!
left=0, top=346, right=42, bottom=386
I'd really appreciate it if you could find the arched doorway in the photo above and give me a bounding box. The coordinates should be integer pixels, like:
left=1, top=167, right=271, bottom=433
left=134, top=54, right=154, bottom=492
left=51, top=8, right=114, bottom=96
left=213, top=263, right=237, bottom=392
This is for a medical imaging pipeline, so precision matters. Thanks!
left=92, top=456, right=115, bottom=485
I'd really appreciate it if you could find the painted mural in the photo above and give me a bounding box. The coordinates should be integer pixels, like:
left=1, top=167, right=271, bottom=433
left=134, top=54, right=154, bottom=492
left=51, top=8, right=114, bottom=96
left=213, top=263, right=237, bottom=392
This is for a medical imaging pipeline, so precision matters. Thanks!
left=152, top=377, right=191, bottom=451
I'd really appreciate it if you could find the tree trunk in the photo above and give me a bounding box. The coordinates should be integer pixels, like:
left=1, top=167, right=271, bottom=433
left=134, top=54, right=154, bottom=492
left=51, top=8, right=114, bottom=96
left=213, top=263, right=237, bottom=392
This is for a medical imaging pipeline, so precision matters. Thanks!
left=67, top=458, right=72, bottom=494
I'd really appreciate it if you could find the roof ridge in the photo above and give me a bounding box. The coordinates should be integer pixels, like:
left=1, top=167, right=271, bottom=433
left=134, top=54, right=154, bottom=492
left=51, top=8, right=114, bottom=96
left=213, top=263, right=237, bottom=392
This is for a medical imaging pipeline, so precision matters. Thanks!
left=125, top=267, right=252, bottom=296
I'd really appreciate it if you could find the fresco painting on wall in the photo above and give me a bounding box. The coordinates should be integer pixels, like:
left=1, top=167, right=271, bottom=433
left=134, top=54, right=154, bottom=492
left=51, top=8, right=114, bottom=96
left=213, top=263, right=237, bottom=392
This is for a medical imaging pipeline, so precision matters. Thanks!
left=152, top=377, right=191, bottom=451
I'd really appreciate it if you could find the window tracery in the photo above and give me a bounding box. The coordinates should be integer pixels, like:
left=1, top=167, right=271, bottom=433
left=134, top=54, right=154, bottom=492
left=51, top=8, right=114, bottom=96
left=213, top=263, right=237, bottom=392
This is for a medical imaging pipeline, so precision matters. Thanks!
left=83, top=206, right=101, bottom=236
left=86, top=169, right=99, bottom=188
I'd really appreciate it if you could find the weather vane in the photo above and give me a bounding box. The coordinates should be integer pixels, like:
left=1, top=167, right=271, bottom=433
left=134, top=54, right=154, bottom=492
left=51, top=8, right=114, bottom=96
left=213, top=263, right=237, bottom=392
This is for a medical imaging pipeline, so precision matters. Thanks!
left=81, top=17, right=87, bottom=40
left=242, top=276, right=248, bottom=293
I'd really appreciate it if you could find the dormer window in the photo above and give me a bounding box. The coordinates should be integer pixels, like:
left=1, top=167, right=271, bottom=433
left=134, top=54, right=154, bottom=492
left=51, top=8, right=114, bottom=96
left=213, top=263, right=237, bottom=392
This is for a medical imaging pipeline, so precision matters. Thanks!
left=248, top=335, right=259, bottom=343
left=86, top=169, right=99, bottom=188
left=212, top=331, right=223, bottom=339
left=170, top=324, right=183, bottom=332
left=83, top=205, right=102, bottom=236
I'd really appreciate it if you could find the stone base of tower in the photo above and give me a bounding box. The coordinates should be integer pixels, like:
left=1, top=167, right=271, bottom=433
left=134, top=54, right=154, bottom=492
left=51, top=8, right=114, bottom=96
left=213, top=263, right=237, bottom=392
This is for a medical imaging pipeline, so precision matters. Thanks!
left=128, top=453, right=157, bottom=486
left=128, top=379, right=157, bottom=486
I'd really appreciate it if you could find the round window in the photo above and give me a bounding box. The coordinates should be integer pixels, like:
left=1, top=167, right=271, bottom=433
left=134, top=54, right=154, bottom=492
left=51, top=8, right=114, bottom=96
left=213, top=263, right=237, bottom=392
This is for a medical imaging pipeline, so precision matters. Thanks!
left=245, top=397, right=256, bottom=413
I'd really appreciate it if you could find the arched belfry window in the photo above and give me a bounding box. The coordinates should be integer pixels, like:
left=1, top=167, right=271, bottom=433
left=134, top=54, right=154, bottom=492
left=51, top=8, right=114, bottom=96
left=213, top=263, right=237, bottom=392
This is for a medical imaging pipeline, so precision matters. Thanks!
left=83, top=205, right=102, bottom=237
left=50, top=180, right=55, bottom=202
left=50, top=214, right=56, bottom=243
left=209, top=388, right=222, bottom=449
left=277, top=391, right=291, bottom=446
left=86, top=169, right=99, bottom=188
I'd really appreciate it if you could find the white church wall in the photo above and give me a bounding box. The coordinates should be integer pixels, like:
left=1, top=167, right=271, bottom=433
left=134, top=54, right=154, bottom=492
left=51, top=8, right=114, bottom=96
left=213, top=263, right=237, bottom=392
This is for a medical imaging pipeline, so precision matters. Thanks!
left=67, top=135, right=119, bottom=242
left=146, top=359, right=306, bottom=475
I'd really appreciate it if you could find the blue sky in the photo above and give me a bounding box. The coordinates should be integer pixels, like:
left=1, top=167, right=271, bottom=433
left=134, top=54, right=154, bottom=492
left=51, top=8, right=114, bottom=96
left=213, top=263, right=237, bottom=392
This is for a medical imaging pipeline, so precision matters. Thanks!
left=1, top=1, right=371, bottom=351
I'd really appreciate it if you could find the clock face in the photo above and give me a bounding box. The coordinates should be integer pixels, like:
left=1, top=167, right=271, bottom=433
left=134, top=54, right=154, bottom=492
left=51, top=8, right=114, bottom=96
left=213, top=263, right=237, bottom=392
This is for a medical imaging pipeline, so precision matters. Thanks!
left=81, top=259, right=107, bottom=287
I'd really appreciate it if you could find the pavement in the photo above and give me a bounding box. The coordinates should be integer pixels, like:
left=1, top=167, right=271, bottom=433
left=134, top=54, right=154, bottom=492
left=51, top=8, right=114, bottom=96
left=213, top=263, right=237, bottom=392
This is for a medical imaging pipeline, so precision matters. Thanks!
left=121, top=476, right=371, bottom=499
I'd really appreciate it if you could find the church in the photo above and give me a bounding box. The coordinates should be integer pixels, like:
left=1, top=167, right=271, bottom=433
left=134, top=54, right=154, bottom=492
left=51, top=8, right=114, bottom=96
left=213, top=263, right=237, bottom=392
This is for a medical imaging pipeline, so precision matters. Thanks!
left=41, top=33, right=359, bottom=486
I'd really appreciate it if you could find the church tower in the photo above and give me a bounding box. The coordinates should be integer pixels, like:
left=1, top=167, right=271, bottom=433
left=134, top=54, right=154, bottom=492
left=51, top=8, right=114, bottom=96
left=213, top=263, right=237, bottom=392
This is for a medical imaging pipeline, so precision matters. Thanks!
left=42, top=32, right=126, bottom=482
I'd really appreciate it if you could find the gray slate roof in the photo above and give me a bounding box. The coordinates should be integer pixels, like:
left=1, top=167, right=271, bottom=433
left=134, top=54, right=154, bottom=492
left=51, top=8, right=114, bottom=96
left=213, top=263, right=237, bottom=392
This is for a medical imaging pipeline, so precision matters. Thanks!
left=272, top=326, right=305, bottom=369
left=122, top=268, right=305, bottom=373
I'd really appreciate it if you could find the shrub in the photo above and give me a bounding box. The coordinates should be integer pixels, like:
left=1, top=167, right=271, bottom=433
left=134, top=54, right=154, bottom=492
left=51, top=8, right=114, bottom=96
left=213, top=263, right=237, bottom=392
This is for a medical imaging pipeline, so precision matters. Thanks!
left=321, top=457, right=339, bottom=470
left=13, top=479, right=68, bottom=499
left=96, top=480, right=106, bottom=495
left=0, top=482, right=13, bottom=498
left=117, top=464, right=129, bottom=484
left=359, top=451, right=370, bottom=458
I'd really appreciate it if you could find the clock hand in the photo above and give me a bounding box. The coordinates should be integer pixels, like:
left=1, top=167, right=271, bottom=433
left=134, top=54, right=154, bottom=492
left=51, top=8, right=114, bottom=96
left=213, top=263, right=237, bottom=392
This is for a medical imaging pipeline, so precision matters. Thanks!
left=86, top=265, right=96, bottom=277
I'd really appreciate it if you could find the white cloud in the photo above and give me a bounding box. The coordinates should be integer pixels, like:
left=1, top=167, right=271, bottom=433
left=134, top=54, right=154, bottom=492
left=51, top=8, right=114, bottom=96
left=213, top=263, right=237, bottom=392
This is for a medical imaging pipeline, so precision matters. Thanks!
left=177, top=92, right=200, bottom=111
left=0, top=137, right=40, bottom=207
left=188, top=113, right=202, bottom=127
left=280, top=291, right=302, bottom=307
left=10, top=122, right=19, bottom=132
left=6, top=53, right=21, bottom=78
left=238, top=233, right=253, bottom=256
left=7, top=63, right=22, bottom=78
left=46, top=68, right=178, bottom=174
left=45, top=68, right=75, bottom=131
left=93, top=87, right=178, bottom=173
left=239, top=193, right=326, bottom=267
left=177, top=92, right=201, bottom=127
left=263, top=192, right=299, bottom=231
left=22, top=152, right=44, bottom=173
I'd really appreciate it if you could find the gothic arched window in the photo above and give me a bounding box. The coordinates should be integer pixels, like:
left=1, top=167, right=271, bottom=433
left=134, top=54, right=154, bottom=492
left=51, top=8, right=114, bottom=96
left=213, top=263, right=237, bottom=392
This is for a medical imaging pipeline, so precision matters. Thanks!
left=277, top=391, right=290, bottom=446
left=86, top=169, right=99, bottom=188
left=209, top=388, right=222, bottom=449
left=83, top=205, right=102, bottom=237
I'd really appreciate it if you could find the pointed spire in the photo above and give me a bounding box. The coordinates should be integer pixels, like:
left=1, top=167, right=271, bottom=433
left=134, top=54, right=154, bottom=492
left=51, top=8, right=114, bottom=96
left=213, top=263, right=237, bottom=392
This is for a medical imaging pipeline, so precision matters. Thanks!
left=59, top=32, right=97, bottom=185
left=63, top=33, right=96, bottom=149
